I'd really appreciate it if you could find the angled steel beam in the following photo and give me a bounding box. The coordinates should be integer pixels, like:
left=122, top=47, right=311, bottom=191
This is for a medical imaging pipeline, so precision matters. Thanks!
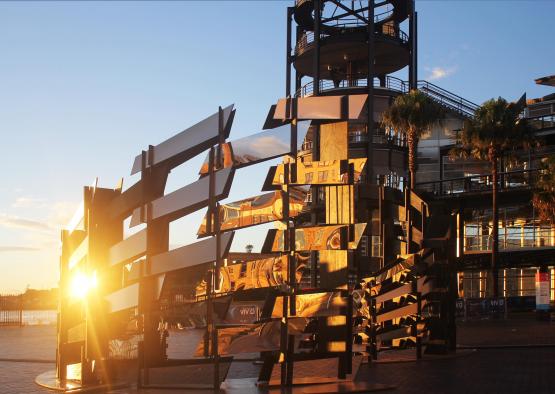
left=129, top=167, right=234, bottom=227
left=149, top=231, right=234, bottom=277
left=198, top=121, right=311, bottom=176
left=130, top=105, right=235, bottom=175
left=108, top=229, right=147, bottom=267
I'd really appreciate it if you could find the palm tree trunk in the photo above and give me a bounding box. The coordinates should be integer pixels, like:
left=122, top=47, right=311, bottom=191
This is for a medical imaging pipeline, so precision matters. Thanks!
left=407, top=128, right=416, bottom=190
left=491, top=156, right=499, bottom=298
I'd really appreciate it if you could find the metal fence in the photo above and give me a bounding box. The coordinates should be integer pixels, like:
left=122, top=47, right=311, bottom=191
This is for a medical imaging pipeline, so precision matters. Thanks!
left=0, top=294, right=23, bottom=326
left=0, top=294, right=57, bottom=326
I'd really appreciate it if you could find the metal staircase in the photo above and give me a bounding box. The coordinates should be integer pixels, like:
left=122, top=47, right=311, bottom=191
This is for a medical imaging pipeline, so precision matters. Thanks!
left=418, top=80, right=479, bottom=118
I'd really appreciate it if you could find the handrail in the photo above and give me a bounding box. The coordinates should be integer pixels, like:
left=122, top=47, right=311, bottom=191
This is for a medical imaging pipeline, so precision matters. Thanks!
left=417, top=80, right=479, bottom=117
left=295, top=75, right=408, bottom=97
left=295, top=24, right=408, bottom=55
left=419, top=81, right=479, bottom=110
left=415, top=168, right=540, bottom=196
left=416, top=168, right=538, bottom=186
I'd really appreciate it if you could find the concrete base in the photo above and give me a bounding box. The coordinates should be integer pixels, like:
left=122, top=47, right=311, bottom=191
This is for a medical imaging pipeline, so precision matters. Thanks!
left=222, top=378, right=395, bottom=393
left=36, top=372, right=394, bottom=394
left=35, top=370, right=128, bottom=393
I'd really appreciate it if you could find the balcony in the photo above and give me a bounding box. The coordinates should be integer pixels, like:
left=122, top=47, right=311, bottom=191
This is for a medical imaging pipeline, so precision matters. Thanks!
left=295, top=75, right=407, bottom=98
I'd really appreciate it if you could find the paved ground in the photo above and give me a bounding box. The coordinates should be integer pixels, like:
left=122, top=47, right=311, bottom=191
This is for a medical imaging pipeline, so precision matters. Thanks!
left=358, top=347, right=555, bottom=393
left=457, top=312, right=555, bottom=347
left=3, top=316, right=555, bottom=393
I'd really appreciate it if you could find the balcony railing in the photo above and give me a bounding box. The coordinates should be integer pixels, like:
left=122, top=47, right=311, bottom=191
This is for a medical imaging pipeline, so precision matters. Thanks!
left=465, top=222, right=555, bottom=252
left=528, top=114, right=555, bottom=133
left=416, top=169, right=539, bottom=196
left=348, top=128, right=407, bottom=147
left=295, top=75, right=407, bottom=97
left=295, top=24, right=408, bottom=56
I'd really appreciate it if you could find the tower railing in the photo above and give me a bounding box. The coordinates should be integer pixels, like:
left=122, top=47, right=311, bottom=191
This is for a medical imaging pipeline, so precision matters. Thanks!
left=295, top=24, right=408, bottom=56
left=295, top=78, right=480, bottom=122
left=295, top=75, right=408, bottom=97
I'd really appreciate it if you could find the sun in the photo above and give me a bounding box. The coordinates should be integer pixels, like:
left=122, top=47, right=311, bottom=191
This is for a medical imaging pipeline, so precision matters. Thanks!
left=69, top=271, right=97, bottom=300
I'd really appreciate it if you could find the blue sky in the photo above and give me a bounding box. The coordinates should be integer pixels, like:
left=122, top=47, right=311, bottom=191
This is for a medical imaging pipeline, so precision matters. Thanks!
left=0, top=1, right=553, bottom=292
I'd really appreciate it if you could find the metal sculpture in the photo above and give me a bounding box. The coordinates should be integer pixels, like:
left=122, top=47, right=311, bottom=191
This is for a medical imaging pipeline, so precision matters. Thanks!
left=37, top=1, right=459, bottom=392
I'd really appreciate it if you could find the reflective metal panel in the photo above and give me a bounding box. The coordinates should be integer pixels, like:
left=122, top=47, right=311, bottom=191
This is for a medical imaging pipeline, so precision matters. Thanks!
left=105, top=283, right=139, bottom=313
left=130, top=167, right=234, bottom=227
left=68, top=236, right=88, bottom=271
left=320, top=122, right=348, bottom=161
left=108, top=229, right=147, bottom=266
left=195, top=253, right=309, bottom=296
left=318, top=250, right=348, bottom=288
left=271, top=291, right=347, bottom=318
left=273, top=95, right=368, bottom=120
left=198, top=121, right=311, bottom=175
left=149, top=232, right=234, bottom=276
left=263, top=223, right=367, bottom=252
left=197, top=187, right=307, bottom=236
left=194, top=318, right=309, bottom=356
left=325, top=185, right=354, bottom=224
left=272, top=159, right=366, bottom=186
left=131, top=105, right=234, bottom=174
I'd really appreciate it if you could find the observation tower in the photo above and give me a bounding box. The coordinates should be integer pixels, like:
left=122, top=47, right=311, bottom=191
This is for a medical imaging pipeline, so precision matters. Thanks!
left=284, top=0, right=418, bottom=274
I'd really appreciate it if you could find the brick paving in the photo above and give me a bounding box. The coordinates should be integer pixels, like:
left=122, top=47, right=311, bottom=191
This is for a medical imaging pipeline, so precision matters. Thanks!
left=357, top=347, right=555, bottom=393
left=0, top=361, right=56, bottom=394
left=0, top=326, right=56, bottom=361
left=457, top=313, right=555, bottom=347
left=2, top=318, right=555, bottom=393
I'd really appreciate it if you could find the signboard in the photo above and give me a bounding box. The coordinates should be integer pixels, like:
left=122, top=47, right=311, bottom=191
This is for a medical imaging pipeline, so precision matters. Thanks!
left=455, top=298, right=465, bottom=318
left=226, top=304, right=260, bottom=324
left=535, top=272, right=550, bottom=311
left=464, top=298, right=506, bottom=320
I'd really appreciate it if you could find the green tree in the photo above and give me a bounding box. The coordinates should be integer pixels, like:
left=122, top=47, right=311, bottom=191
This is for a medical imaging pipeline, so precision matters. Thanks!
left=533, top=155, right=555, bottom=223
left=450, top=96, right=535, bottom=297
left=382, top=89, right=445, bottom=189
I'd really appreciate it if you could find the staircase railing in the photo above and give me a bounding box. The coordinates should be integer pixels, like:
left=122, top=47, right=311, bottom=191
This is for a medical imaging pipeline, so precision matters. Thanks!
left=417, top=80, right=479, bottom=118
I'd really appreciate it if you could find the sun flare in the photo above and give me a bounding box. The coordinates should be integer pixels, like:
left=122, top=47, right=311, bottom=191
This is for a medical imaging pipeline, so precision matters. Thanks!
left=69, top=271, right=97, bottom=300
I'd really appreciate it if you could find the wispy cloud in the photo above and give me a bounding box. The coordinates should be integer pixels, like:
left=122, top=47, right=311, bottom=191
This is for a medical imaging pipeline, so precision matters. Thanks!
left=426, top=66, right=457, bottom=81
left=0, top=214, right=54, bottom=233
left=0, top=246, right=41, bottom=253
left=12, top=197, right=47, bottom=209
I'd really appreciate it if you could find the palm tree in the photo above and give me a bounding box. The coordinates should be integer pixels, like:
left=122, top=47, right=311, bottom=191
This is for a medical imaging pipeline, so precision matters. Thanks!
left=449, top=96, right=535, bottom=297
left=382, top=89, right=445, bottom=189
left=245, top=244, right=254, bottom=253
left=533, top=155, right=555, bottom=223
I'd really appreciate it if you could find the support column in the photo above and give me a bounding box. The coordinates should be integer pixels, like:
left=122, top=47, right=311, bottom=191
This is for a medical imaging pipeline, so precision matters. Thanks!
left=313, top=0, right=321, bottom=96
